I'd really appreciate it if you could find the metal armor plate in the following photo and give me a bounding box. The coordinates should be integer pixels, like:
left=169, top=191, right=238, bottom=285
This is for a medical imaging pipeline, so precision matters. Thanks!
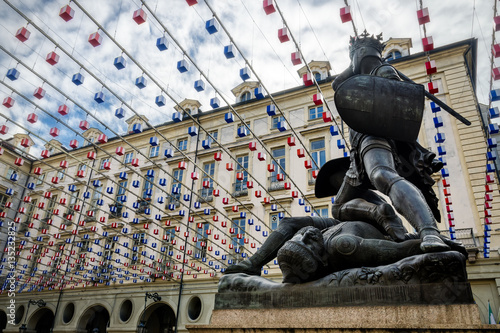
left=334, top=75, right=424, bottom=142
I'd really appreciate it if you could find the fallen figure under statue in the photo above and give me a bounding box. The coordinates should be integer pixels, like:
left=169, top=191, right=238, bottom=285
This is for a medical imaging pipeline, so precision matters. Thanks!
left=219, top=221, right=468, bottom=293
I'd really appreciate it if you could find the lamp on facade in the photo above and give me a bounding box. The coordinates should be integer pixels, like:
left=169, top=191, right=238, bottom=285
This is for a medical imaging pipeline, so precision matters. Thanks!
left=137, top=292, right=161, bottom=333
left=19, top=299, right=46, bottom=333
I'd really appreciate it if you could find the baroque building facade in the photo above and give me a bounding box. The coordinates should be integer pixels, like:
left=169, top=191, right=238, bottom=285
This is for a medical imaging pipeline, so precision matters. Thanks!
left=0, top=37, right=498, bottom=332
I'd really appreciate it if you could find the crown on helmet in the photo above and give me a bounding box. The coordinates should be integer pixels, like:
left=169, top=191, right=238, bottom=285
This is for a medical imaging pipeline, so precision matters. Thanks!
left=349, top=30, right=385, bottom=59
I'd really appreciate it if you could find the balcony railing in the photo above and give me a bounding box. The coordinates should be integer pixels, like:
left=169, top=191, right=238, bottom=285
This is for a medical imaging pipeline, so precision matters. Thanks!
left=268, top=176, right=285, bottom=191
left=232, top=183, right=248, bottom=197
left=440, top=227, right=480, bottom=263
left=198, top=188, right=213, bottom=203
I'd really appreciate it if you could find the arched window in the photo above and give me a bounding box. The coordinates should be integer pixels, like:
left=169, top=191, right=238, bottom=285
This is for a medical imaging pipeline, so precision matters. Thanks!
left=241, top=91, right=251, bottom=102
left=386, top=49, right=403, bottom=61
left=314, top=72, right=322, bottom=82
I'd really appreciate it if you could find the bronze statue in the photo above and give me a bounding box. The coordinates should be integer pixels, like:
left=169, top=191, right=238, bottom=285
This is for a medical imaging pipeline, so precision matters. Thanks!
left=224, top=31, right=464, bottom=281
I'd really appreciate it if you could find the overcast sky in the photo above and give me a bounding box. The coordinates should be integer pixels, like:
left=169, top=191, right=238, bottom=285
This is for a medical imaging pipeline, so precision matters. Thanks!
left=0, top=0, right=495, bottom=156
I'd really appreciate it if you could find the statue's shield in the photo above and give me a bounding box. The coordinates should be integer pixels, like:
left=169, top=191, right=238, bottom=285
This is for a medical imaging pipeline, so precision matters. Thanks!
left=334, top=75, right=424, bottom=142
left=314, top=157, right=351, bottom=198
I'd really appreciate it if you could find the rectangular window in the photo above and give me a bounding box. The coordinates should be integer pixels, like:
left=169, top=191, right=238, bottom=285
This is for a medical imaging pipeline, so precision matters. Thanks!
left=124, top=152, right=133, bottom=164
left=200, top=162, right=215, bottom=201
left=310, top=138, right=326, bottom=183
left=44, top=195, right=58, bottom=220
left=170, top=169, right=183, bottom=204
left=131, top=233, right=145, bottom=265
left=65, top=190, right=80, bottom=217
left=89, top=186, right=102, bottom=216
left=99, top=158, right=110, bottom=170
left=270, top=212, right=283, bottom=231
left=78, top=163, right=87, bottom=171
left=234, top=155, right=248, bottom=195
left=270, top=147, right=286, bottom=185
left=117, top=180, right=128, bottom=197
left=6, top=167, right=15, bottom=180
left=57, top=169, right=65, bottom=180
left=36, top=173, right=45, bottom=185
left=143, top=170, right=154, bottom=199
left=271, top=116, right=285, bottom=129
left=0, top=193, right=8, bottom=213
left=310, top=138, right=326, bottom=170
left=314, top=206, right=329, bottom=218
left=195, top=223, right=209, bottom=259
left=149, top=146, right=159, bottom=158
left=207, top=130, right=218, bottom=143
left=22, top=199, right=37, bottom=231
left=309, top=105, right=324, bottom=120
left=177, top=138, right=188, bottom=151
left=232, top=218, right=246, bottom=248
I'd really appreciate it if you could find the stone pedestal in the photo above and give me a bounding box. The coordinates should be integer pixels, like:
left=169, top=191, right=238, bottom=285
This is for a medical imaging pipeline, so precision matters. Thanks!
left=187, top=283, right=500, bottom=332
left=187, top=304, right=498, bottom=332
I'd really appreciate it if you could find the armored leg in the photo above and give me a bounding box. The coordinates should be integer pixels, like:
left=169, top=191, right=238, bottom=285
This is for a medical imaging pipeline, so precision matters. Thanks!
left=224, top=216, right=336, bottom=275
left=363, top=147, right=449, bottom=252
left=333, top=180, right=406, bottom=241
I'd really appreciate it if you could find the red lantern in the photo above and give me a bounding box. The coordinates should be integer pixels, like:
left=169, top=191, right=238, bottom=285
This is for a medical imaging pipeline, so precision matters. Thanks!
left=97, top=134, right=107, bottom=143
left=132, top=8, right=147, bottom=24
left=249, top=142, right=257, bottom=151
left=33, top=87, right=45, bottom=99
left=131, top=158, right=139, bottom=167
left=427, top=82, right=438, bottom=94
left=50, top=127, right=60, bottom=137
left=69, top=140, right=78, bottom=149
left=116, top=146, right=124, bottom=156
left=59, top=4, right=75, bottom=21
left=15, top=27, right=31, bottom=42
left=41, top=150, right=51, bottom=159
left=60, top=160, right=68, bottom=169
left=103, top=161, right=111, bottom=170
left=87, top=151, right=96, bottom=160
left=303, top=72, right=313, bottom=86
left=214, top=152, right=222, bottom=161
left=267, top=164, right=275, bottom=172
left=79, top=120, right=89, bottom=131
left=304, top=160, right=312, bottom=169
left=340, top=6, right=352, bottom=23
left=226, top=163, right=234, bottom=171
left=322, top=112, right=333, bottom=123
left=27, top=113, right=38, bottom=123
left=422, top=36, right=434, bottom=52
left=88, top=31, right=103, bottom=47
left=46, top=51, right=60, bottom=65
left=313, top=93, right=323, bottom=105
left=297, top=149, right=305, bottom=158
left=247, top=181, right=254, bottom=189
left=425, top=60, right=437, bottom=75
left=2, top=97, right=14, bottom=108
left=20, top=138, right=30, bottom=147
left=417, top=7, right=430, bottom=25
left=258, top=152, right=266, bottom=161
left=178, top=161, right=187, bottom=169
left=191, top=172, right=199, bottom=180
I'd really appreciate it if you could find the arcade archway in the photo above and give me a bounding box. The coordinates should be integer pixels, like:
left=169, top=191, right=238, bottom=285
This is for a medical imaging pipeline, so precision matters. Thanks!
left=139, top=302, right=176, bottom=333
left=77, top=305, right=110, bottom=333
left=0, top=310, right=6, bottom=333
left=26, top=307, right=54, bottom=333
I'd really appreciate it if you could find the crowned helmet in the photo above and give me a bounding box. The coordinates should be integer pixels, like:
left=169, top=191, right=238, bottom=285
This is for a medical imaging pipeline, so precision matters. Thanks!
left=349, top=30, right=385, bottom=59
